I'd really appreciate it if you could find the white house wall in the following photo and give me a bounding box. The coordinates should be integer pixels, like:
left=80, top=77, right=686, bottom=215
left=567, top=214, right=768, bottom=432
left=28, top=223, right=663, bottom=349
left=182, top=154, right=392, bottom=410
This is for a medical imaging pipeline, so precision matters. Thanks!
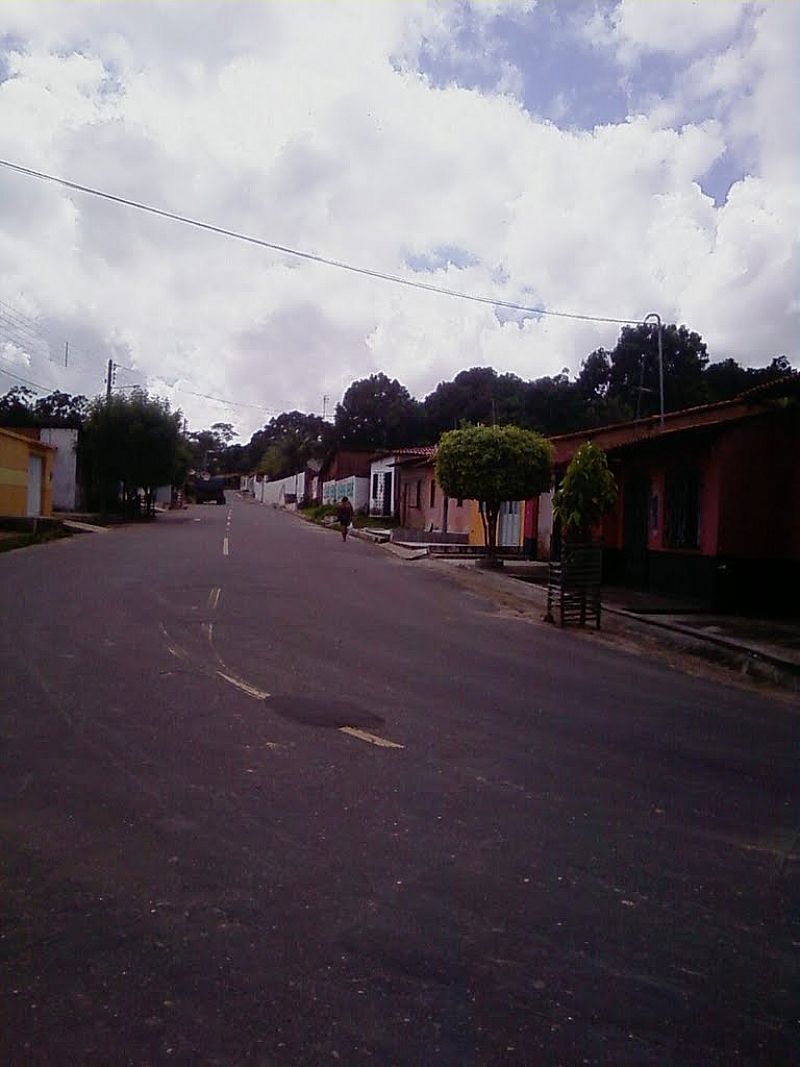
left=38, top=428, right=78, bottom=511
left=369, top=458, right=396, bottom=516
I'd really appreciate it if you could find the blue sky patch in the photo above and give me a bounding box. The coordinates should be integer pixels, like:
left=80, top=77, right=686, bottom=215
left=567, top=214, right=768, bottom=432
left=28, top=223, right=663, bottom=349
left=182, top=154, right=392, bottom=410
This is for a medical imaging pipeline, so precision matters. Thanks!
left=406, top=245, right=480, bottom=272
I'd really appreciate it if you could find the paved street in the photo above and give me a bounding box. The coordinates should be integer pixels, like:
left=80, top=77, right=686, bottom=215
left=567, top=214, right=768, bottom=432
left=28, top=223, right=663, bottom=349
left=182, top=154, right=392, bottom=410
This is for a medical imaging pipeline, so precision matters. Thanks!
left=1, top=497, right=797, bottom=1066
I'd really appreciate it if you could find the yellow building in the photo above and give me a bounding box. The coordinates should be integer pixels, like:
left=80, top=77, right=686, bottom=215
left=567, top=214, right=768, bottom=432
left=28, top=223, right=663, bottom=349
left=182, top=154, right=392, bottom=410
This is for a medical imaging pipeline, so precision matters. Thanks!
left=0, top=427, right=54, bottom=517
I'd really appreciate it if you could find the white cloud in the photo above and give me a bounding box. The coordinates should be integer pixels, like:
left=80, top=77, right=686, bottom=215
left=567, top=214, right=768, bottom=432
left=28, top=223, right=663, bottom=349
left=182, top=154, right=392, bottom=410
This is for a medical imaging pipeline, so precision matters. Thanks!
left=592, top=0, right=748, bottom=62
left=0, top=0, right=796, bottom=439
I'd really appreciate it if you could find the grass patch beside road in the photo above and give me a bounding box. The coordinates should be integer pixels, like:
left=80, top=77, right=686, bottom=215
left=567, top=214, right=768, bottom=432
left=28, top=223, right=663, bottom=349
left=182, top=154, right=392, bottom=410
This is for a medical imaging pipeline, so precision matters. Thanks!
left=298, top=504, right=397, bottom=531
left=0, top=526, right=73, bottom=554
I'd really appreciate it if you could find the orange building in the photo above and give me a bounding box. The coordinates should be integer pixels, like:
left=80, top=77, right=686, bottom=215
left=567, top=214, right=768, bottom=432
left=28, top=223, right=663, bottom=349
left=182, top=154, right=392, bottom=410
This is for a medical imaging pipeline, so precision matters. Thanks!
left=0, top=427, right=55, bottom=517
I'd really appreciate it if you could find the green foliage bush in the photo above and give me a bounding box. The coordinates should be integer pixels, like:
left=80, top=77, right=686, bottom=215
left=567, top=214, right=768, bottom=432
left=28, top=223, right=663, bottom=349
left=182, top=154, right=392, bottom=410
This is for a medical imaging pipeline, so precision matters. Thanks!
left=553, top=441, right=617, bottom=540
left=79, top=390, right=182, bottom=515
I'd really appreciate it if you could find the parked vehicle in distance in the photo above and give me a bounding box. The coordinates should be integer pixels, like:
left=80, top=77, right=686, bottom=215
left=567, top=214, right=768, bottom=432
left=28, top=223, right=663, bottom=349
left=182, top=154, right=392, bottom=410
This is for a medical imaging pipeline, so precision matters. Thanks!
left=192, top=475, right=226, bottom=505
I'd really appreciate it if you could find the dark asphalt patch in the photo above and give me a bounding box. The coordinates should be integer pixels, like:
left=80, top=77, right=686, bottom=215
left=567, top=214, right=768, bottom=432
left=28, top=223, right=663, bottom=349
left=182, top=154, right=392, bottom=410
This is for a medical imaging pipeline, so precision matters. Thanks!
left=268, top=695, right=385, bottom=729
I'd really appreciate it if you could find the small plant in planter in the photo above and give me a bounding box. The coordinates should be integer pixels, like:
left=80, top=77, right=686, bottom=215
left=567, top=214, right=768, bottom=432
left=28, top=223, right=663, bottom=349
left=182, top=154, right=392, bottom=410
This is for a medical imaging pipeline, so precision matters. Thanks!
left=553, top=441, right=617, bottom=542
left=548, top=442, right=617, bottom=626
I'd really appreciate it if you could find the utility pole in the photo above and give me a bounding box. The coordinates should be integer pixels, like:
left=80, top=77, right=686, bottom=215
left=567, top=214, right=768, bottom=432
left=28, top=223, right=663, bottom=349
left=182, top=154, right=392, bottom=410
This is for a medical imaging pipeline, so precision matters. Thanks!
left=106, top=359, right=114, bottom=402
left=64, top=341, right=69, bottom=368
left=322, top=394, right=329, bottom=420
left=643, top=313, right=665, bottom=426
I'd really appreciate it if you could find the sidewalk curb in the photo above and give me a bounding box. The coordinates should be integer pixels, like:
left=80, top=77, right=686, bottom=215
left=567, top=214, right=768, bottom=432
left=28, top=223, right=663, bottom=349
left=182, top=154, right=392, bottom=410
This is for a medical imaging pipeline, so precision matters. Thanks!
left=62, top=520, right=111, bottom=534
left=603, top=604, right=800, bottom=678
left=428, top=559, right=800, bottom=693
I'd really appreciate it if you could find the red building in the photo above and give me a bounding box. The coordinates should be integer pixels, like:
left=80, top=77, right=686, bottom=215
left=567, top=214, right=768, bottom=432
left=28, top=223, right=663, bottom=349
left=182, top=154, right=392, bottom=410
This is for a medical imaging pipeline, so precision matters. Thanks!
left=541, top=377, right=800, bottom=613
left=315, top=450, right=374, bottom=502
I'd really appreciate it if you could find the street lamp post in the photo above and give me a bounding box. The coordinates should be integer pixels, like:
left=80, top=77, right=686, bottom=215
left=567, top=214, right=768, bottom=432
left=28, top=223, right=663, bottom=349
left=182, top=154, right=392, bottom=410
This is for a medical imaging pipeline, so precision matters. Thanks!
left=643, top=313, right=665, bottom=427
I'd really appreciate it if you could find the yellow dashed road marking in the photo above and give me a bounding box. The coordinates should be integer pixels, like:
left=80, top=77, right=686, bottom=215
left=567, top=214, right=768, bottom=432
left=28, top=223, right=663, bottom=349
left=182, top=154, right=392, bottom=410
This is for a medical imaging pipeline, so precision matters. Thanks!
left=158, top=622, right=192, bottom=663
left=215, top=670, right=270, bottom=701
left=339, top=726, right=404, bottom=749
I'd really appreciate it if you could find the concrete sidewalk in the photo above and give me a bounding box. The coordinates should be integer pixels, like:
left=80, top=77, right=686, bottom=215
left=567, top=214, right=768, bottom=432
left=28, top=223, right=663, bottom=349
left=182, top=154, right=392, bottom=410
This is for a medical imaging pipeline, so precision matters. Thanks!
left=424, top=556, right=800, bottom=693
left=330, top=518, right=799, bottom=691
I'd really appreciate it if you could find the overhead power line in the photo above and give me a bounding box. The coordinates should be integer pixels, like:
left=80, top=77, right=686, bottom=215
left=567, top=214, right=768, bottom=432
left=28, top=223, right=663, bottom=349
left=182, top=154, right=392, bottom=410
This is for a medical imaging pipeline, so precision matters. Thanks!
left=164, top=383, right=283, bottom=414
left=0, top=365, right=52, bottom=393
left=0, top=298, right=105, bottom=375
left=0, top=157, right=641, bottom=327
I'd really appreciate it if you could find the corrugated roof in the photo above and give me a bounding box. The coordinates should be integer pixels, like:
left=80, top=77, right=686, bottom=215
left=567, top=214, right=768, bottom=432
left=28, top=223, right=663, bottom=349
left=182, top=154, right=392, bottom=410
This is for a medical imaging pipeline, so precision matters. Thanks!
left=371, top=445, right=437, bottom=461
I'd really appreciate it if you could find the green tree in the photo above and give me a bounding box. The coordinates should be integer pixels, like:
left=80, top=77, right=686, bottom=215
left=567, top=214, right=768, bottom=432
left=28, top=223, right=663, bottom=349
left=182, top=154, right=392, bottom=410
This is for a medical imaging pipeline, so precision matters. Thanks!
left=553, top=442, right=617, bottom=541
left=523, top=371, right=586, bottom=435
left=0, top=386, right=37, bottom=427
left=256, top=443, right=287, bottom=479
left=702, top=358, right=751, bottom=403
left=211, top=421, right=237, bottom=445
left=0, top=387, right=89, bottom=429
left=607, top=323, right=708, bottom=417
left=436, top=425, right=553, bottom=557
left=33, top=390, right=88, bottom=428
left=335, top=373, right=424, bottom=448
left=242, top=411, right=330, bottom=478
left=424, top=367, right=530, bottom=437
left=80, top=390, right=182, bottom=515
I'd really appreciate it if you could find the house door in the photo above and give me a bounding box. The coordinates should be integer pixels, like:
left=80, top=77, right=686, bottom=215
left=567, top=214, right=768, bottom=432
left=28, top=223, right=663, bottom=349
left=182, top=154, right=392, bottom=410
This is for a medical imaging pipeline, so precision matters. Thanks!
left=497, top=500, right=521, bottom=546
left=623, top=475, right=649, bottom=585
left=382, top=471, right=393, bottom=516
left=26, top=455, right=42, bottom=516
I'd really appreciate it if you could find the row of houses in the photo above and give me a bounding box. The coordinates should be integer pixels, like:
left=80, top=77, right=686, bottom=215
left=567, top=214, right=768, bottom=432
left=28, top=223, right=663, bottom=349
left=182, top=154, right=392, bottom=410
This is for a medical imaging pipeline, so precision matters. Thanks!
left=5, top=378, right=797, bottom=613
left=244, top=377, right=800, bottom=613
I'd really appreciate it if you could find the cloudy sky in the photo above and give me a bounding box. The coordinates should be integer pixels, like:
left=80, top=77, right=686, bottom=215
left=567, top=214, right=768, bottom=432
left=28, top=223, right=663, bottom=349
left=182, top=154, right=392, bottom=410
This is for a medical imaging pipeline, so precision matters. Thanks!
left=0, top=0, right=797, bottom=439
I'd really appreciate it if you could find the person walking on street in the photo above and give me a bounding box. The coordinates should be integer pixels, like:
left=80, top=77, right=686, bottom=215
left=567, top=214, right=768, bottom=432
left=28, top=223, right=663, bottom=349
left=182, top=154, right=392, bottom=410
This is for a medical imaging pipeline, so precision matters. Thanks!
left=336, top=496, right=354, bottom=541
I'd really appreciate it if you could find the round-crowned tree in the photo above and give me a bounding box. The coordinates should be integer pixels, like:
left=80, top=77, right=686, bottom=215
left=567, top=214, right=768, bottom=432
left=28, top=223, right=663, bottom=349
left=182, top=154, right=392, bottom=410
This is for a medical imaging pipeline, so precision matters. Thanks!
left=435, top=425, right=553, bottom=557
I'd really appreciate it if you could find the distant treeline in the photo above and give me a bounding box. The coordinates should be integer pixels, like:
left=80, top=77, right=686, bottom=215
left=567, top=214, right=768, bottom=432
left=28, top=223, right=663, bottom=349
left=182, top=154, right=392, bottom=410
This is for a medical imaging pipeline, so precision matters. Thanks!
left=1, top=322, right=794, bottom=482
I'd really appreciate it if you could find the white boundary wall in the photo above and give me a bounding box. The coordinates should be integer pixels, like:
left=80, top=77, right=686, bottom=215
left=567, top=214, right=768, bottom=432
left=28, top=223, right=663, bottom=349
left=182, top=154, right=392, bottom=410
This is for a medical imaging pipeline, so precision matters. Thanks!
left=256, top=470, right=307, bottom=508
left=38, top=428, right=78, bottom=510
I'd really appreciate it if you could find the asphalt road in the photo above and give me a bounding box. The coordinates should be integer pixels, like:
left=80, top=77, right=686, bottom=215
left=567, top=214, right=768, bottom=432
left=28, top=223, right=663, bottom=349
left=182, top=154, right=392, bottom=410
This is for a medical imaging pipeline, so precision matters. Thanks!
left=1, top=498, right=797, bottom=1067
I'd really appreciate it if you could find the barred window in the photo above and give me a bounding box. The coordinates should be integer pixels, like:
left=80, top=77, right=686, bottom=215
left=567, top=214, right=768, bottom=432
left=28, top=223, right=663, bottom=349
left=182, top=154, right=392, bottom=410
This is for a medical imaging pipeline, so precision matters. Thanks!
left=664, top=468, right=701, bottom=548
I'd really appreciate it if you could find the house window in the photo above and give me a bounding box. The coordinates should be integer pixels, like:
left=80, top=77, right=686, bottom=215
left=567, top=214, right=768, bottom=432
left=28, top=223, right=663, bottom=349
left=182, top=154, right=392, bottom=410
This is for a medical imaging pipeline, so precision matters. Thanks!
left=372, top=473, right=379, bottom=498
left=664, top=468, right=701, bottom=548
left=412, top=479, right=421, bottom=508
left=457, top=498, right=463, bottom=508
left=429, top=479, right=436, bottom=508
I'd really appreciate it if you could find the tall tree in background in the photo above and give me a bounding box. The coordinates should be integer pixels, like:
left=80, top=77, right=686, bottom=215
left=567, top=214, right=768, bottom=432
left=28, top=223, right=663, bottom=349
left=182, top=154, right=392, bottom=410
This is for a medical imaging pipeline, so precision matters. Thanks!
left=703, top=354, right=793, bottom=403
left=334, top=373, right=424, bottom=449
left=33, top=390, right=88, bottom=427
left=0, top=387, right=89, bottom=429
left=245, top=411, right=330, bottom=478
left=523, top=370, right=586, bottom=435
left=0, top=386, right=37, bottom=426
left=230, top=342, right=794, bottom=470
left=424, top=367, right=531, bottom=437
left=606, top=323, right=709, bottom=417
